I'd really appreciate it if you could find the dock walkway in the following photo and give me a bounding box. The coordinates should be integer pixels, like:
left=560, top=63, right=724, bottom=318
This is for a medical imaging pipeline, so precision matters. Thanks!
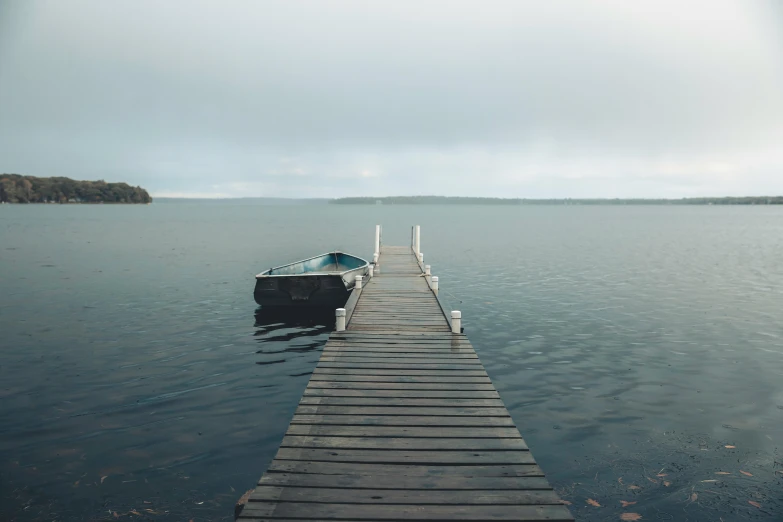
left=238, top=245, right=574, bottom=521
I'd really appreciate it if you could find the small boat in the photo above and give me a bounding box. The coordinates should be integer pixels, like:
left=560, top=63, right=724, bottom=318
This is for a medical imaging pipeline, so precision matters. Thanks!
left=254, top=251, right=369, bottom=307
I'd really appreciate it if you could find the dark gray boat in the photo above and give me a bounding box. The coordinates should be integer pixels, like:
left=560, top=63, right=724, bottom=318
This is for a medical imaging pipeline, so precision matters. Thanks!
left=254, top=251, right=369, bottom=307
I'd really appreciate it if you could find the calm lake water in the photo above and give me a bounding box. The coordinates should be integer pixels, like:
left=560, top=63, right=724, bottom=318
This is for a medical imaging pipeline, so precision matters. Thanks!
left=1, top=202, right=782, bottom=521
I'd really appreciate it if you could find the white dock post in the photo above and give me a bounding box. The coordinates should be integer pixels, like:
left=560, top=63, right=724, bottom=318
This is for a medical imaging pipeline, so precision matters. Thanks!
left=368, top=265, right=374, bottom=278
left=373, top=253, right=379, bottom=264
left=431, top=276, right=438, bottom=294
left=425, top=264, right=431, bottom=276
left=355, top=275, right=363, bottom=289
left=415, top=225, right=421, bottom=256
left=451, top=310, right=461, bottom=334
left=419, top=252, right=424, bottom=263
left=374, top=225, right=381, bottom=256
left=335, top=308, right=346, bottom=331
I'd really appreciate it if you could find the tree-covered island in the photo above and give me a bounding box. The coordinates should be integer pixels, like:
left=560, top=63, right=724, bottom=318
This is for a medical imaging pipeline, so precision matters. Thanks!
left=0, top=174, right=152, bottom=204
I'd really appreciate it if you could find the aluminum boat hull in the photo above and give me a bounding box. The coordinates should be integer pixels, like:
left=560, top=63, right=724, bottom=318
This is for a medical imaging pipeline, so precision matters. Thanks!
left=254, top=252, right=369, bottom=308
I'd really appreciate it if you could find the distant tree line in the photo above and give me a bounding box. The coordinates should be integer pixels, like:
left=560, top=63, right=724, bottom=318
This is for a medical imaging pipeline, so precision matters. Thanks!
left=331, top=196, right=783, bottom=205
left=0, top=174, right=152, bottom=204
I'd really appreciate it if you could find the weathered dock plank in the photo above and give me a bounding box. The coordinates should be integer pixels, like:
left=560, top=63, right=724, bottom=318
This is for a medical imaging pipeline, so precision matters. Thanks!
left=293, top=405, right=514, bottom=416
left=305, top=381, right=492, bottom=389
left=239, top=504, right=572, bottom=521
left=237, top=243, right=573, bottom=521
left=272, top=447, right=538, bottom=465
left=248, top=486, right=560, bottom=504
left=257, top=471, right=549, bottom=488
left=289, top=414, right=516, bottom=426
left=266, top=461, right=546, bottom=477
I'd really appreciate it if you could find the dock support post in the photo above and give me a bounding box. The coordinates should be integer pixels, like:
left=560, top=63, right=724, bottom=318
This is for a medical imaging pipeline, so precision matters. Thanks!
left=335, top=308, right=346, bottom=331
left=419, top=252, right=424, bottom=263
left=451, top=310, right=461, bottom=334
left=375, top=225, right=381, bottom=256
left=431, top=276, right=438, bottom=294
left=355, top=276, right=363, bottom=289
left=415, top=225, right=421, bottom=256
left=425, top=264, right=431, bottom=276
left=368, top=265, right=374, bottom=278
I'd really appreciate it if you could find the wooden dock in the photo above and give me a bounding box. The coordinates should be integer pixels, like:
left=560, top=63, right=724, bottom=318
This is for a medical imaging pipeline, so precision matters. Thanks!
left=237, top=244, right=574, bottom=521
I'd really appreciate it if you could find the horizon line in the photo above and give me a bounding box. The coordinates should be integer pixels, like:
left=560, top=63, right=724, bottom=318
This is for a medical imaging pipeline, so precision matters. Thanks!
left=152, top=195, right=783, bottom=200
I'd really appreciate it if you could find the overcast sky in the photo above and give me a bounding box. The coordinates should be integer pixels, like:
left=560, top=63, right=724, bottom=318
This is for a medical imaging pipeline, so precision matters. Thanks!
left=1, top=1, right=782, bottom=198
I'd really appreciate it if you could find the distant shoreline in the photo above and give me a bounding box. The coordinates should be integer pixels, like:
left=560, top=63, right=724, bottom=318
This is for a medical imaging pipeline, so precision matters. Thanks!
left=4, top=183, right=782, bottom=206
left=144, top=196, right=783, bottom=205
left=331, top=196, right=783, bottom=205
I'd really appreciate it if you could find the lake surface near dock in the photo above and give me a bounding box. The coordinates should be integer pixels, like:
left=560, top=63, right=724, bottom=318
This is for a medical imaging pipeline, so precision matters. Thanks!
left=1, top=202, right=782, bottom=521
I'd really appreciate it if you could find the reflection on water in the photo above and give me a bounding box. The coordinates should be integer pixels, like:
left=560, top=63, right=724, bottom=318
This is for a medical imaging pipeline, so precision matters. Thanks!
left=1, top=204, right=782, bottom=521
left=254, top=307, right=334, bottom=340
left=253, top=307, right=333, bottom=364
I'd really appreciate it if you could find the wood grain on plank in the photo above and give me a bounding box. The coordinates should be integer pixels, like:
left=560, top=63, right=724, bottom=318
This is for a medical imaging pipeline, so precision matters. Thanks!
left=303, top=389, right=500, bottom=399
left=266, top=461, right=544, bottom=477
left=258, top=472, right=549, bottom=489
left=273, top=448, right=535, bottom=464
left=304, top=382, right=495, bottom=390
left=285, top=425, right=521, bottom=438
left=307, top=375, right=492, bottom=383
left=316, top=363, right=485, bottom=370
left=248, top=485, right=559, bottom=503
left=280, top=436, right=528, bottom=451
left=294, top=405, right=512, bottom=416
left=238, top=502, right=574, bottom=520
left=299, top=397, right=505, bottom=407
left=289, top=415, right=515, bottom=426
left=313, top=366, right=486, bottom=373
left=319, top=355, right=481, bottom=361
left=321, top=351, right=479, bottom=358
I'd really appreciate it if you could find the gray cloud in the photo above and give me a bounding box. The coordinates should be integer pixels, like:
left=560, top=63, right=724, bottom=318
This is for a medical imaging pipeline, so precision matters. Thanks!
left=1, top=1, right=782, bottom=197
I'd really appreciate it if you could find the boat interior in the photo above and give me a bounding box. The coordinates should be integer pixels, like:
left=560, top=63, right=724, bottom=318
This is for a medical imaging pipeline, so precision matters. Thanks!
left=265, top=252, right=366, bottom=276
